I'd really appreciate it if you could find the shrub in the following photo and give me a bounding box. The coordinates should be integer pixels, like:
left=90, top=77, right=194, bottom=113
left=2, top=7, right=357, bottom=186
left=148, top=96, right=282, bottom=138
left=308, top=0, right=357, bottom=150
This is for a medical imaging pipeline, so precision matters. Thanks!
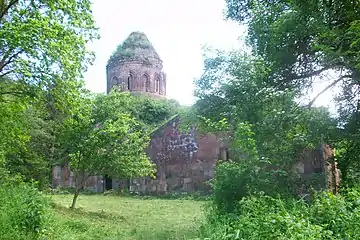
left=211, top=123, right=295, bottom=214
left=200, top=190, right=360, bottom=240
left=0, top=182, right=52, bottom=239
left=211, top=159, right=293, bottom=214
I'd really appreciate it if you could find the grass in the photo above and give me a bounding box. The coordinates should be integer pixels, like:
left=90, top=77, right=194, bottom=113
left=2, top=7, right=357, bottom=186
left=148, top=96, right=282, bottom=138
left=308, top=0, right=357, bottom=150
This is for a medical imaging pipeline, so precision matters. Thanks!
left=50, top=194, right=205, bottom=240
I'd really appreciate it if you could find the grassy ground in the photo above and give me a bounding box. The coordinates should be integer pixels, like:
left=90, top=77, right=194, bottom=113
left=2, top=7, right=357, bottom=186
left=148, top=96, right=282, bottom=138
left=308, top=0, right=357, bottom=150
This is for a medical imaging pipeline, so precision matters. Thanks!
left=50, top=194, right=204, bottom=240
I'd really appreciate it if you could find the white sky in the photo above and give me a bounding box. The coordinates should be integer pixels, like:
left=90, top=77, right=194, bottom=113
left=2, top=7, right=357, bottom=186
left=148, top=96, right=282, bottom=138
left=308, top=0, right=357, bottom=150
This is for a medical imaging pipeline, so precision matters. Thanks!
left=84, top=0, right=337, bottom=110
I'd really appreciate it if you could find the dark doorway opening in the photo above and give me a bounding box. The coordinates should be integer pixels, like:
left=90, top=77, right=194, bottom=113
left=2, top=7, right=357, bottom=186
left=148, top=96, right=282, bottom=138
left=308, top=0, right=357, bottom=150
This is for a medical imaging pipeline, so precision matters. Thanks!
left=218, top=147, right=230, bottom=161
left=226, top=149, right=230, bottom=161
left=104, top=174, right=112, bottom=190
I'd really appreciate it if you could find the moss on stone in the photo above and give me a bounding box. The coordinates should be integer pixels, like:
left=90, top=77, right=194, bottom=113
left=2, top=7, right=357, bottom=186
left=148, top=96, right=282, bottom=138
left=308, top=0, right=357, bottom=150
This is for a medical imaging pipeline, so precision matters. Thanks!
left=107, top=32, right=161, bottom=65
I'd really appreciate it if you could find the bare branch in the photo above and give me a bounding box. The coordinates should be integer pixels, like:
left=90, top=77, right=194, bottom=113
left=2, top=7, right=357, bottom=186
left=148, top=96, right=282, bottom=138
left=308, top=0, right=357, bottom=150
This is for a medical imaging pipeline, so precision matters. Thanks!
left=307, top=75, right=352, bottom=107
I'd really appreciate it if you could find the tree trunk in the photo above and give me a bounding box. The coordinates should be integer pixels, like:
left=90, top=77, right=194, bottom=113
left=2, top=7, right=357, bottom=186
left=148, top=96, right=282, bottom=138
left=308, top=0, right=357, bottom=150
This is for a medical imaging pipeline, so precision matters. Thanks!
left=71, top=188, right=80, bottom=209
left=70, top=170, right=88, bottom=209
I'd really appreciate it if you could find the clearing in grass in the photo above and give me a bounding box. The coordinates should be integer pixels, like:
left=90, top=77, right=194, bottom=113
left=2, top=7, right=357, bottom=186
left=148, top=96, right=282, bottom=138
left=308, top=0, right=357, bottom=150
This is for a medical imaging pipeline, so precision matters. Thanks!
left=50, top=194, right=204, bottom=240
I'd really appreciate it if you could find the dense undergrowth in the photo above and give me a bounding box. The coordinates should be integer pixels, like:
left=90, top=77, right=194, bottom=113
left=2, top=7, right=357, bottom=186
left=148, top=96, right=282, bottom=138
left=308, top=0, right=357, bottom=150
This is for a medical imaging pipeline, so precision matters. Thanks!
left=3, top=180, right=360, bottom=239
left=0, top=181, right=52, bottom=240
left=198, top=189, right=360, bottom=240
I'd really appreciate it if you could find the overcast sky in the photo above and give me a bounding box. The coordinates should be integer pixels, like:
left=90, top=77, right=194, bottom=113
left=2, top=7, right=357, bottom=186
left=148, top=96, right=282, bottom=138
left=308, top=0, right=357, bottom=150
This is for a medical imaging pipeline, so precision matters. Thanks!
left=84, top=0, right=337, bottom=110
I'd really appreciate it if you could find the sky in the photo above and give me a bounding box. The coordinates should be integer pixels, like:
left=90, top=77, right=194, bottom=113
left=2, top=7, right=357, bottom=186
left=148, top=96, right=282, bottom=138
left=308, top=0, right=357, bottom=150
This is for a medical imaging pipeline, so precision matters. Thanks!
left=84, top=0, right=337, bottom=110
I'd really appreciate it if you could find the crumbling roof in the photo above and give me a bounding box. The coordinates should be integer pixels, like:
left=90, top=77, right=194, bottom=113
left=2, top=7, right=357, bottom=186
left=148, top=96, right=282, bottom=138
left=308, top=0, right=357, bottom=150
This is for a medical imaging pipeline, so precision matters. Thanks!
left=149, top=114, right=179, bottom=137
left=108, top=31, right=161, bottom=65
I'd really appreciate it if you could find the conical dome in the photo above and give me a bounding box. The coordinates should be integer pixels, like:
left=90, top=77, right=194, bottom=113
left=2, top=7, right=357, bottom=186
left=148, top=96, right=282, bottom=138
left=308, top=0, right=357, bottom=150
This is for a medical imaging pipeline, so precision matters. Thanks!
left=108, top=31, right=162, bottom=66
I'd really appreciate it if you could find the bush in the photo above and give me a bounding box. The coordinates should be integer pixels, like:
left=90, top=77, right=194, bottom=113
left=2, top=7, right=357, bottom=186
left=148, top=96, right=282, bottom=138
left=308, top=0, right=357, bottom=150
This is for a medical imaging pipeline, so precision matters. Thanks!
left=211, top=160, right=293, bottom=213
left=199, top=191, right=360, bottom=240
left=210, top=122, right=296, bottom=214
left=0, top=182, right=52, bottom=239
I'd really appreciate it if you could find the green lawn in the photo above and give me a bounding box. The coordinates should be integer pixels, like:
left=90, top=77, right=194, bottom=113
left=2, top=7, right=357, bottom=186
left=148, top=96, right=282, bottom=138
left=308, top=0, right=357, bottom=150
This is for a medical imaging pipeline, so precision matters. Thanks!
left=50, top=194, right=205, bottom=240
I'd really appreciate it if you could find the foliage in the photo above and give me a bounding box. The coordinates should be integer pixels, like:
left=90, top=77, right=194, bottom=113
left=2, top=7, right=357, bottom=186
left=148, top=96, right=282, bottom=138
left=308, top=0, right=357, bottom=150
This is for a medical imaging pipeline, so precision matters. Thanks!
left=0, top=182, right=52, bottom=239
left=211, top=122, right=296, bottom=213
left=0, top=92, right=52, bottom=187
left=63, top=91, right=156, bottom=208
left=0, top=0, right=99, bottom=189
left=192, top=42, right=339, bottom=217
left=101, top=88, right=180, bottom=130
left=199, top=190, right=360, bottom=240
left=225, top=0, right=360, bottom=94
left=223, top=0, right=360, bottom=185
left=0, top=0, right=99, bottom=98
left=135, top=97, right=179, bottom=128
left=335, top=104, right=360, bottom=186
left=4, top=107, right=58, bottom=187
left=0, top=82, right=73, bottom=188
left=0, top=94, right=29, bottom=157
left=193, top=49, right=338, bottom=163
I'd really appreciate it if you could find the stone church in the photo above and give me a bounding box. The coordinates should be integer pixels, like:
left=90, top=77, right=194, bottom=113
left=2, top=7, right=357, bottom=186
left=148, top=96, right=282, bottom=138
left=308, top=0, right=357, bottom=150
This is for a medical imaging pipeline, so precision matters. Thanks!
left=52, top=31, right=340, bottom=195
left=52, top=31, right=230, bottom=194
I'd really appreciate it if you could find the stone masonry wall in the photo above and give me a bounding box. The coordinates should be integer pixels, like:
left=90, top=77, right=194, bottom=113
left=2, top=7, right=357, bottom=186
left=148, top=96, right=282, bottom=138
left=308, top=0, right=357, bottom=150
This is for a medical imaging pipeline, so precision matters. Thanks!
left=119, top=116, right=228, bottom=194
left=106, top=60, right=166, bottom=96
left=51, top=116, right=228, bottom=194
left=292, top=144, right=340, bottom=197
left=52, top=163, right=104, bottom=193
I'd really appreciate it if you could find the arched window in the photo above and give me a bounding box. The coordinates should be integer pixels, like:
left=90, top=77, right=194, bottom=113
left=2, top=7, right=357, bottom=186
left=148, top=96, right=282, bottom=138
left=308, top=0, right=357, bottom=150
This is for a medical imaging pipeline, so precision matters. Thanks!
left=112, top=76, right=119, bottom=85
left=155, top=76, right=160, bottom=93
left=142, top=74, right=150, bottom=92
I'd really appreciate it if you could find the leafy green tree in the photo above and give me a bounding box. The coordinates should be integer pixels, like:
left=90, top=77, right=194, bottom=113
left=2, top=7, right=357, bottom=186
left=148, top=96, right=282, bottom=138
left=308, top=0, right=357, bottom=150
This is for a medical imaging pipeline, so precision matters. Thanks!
left=63, top=92, right=155, bottom=208
left=0, top=0, right=98, bottom=97
left=224, top=0, right=360, bottom=185
left=0, top=0, right=99, bottom=187
left=103, top=88, right=181, bottom=132
left=4, top=107, right=60, bottom=187
left=225, top=0, right=360, bottom=103
left=0, top=97, right=29, bottom=179
left=194, top=51, right=338, bottom=160
left=190, top=47, right=339, bottom=212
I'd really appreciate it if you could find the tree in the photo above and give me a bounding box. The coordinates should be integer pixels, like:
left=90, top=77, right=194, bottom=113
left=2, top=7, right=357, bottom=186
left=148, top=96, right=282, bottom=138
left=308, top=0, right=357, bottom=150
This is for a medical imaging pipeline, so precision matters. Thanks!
left=0, top=93, right=29, bottom=178
left=225, top=0, right=360, bottom=106
left=194, top=50, right=338, bottom=158
left=0, top=0, right=99, bottom=99
left=189, top=47, right=339, bottom=210
left=0, top=0, right=99, bottom=187
left=224, top=0, right=360, bottom=185
left=63, top=92, right=155, bottom=208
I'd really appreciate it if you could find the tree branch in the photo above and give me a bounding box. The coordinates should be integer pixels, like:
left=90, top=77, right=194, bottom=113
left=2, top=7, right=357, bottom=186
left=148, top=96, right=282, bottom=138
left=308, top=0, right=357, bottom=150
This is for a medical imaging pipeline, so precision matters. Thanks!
left=0, top=90, right=26, bottom=96
left=289, top=66, right=332, bottom=81
left=0, top=0, right=19, bottom=22
left=0, top=69, right=15, bottom=78
left=0, top=49, right=23, bottom=73
left=307, top=75, right=352, bottom=107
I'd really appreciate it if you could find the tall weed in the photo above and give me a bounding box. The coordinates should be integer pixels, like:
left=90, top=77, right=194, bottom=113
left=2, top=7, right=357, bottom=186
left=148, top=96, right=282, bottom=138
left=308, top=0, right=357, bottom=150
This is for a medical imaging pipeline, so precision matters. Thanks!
left=199, top=191, right=360, bottom=240
left=0, top=182, right=52, bottom=239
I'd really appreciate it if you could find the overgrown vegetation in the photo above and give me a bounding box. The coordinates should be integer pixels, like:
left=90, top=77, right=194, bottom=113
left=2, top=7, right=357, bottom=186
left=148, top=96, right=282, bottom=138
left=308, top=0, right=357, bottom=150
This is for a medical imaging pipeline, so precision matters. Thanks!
left=107, top=31, right=160, bottom=65
left=1, top=0, right=360, bottom=239
left=199, top=190, right=360, bottom=239
left=186, top=0, right=360, bottom=239
left=0, top=180, right=52, bottom=240
left=0, top=1, right=182, bottom=238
